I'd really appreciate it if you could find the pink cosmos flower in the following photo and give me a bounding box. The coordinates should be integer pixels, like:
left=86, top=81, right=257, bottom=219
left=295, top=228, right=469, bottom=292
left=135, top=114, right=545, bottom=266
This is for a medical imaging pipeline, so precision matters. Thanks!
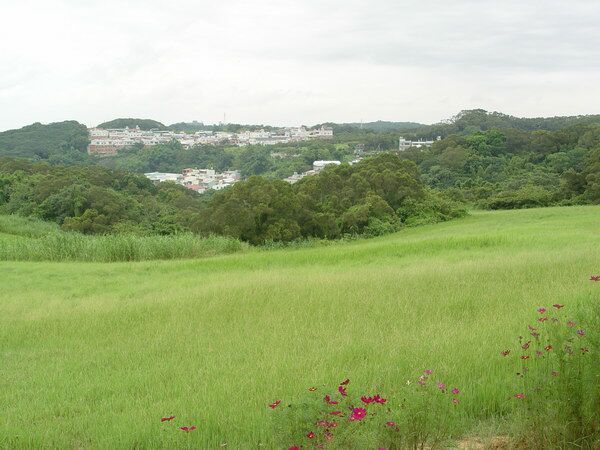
left=269, top=400, right=281, bottom=409
left=340, top=378, right=350, bottom=385
left=538, top=317, right=548, bottom=322
left=289, top=447, right=299, bottom=450
left=349, top=407, right=367, bottom=421
left=361, top=396, right=375, bottom=404
left=451, top=388, right=460, bottom=395
left=553, top=303, right=564, bottom=309
left=437, top=382, right=446, bottom=392
left=537, top=307, right=546, bottom=314
left=424, top=369, right=433, bottom=375
left=307, top=431, right=315, bottom=439
left=180, top=426, right=197, bottom=432
left=590, top=275, right=600, bottom=281
left=324, top=395, right=338, bottom=405
left=576, top=329, right=585, bottom=337
left=373, top=395, right=387, bottom=404
left=329, top=411, right=342, bottom=415
left=386, top=421, right=396, bottom=427
left=161, top=416, right=175, bottom=422
left=338, top=386, right=347, bottom=397
left=514, top=393, right=525, bottom=399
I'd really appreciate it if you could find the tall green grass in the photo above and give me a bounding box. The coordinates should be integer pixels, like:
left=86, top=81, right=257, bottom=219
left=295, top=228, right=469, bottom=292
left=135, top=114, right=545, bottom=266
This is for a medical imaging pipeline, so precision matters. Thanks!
left=0, top=215, right=247, bottom=262
left=0, top=206, right=598, bottom=448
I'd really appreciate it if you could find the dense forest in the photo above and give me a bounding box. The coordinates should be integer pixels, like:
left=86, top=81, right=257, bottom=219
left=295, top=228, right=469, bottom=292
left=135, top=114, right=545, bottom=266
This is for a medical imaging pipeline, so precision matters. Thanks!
left=0, top=121, right=89, bottom=164
left=0, top=155, right=464, bottom=243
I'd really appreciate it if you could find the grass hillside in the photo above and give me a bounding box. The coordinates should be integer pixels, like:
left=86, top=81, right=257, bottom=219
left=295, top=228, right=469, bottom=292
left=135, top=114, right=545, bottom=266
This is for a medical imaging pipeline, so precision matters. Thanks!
left=0, top=206, right=598, bottom=448
left=0, top=215, right=246, bottom=262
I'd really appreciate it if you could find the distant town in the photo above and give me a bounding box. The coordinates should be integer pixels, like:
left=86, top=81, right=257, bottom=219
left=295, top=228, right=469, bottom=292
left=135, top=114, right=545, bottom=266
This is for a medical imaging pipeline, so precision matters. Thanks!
left=86, top=124, right=439, bottom=193
left=87, top=125, right=334, bottom=155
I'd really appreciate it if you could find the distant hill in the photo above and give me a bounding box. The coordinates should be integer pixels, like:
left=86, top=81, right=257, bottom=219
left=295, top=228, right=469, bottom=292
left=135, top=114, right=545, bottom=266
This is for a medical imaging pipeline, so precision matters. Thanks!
left=0, top=121, right=89, bottom=163
left=168, top=121, right=207, bottom=132
left=97, top=118, right=168, bottom=130
left=408, top=109, right=600, bottom=139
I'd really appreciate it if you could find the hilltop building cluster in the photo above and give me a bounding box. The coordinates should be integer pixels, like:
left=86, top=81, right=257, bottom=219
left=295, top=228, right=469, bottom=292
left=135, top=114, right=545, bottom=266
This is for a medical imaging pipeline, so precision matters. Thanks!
left=87, top=125, right=333, bottom=155
left=145, top=168, right=241, bottom=194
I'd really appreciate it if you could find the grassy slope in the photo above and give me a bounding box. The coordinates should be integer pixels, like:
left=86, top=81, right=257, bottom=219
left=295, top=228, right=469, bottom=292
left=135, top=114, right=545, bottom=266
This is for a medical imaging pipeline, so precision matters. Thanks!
left=0, top=206, right=598, bottom=448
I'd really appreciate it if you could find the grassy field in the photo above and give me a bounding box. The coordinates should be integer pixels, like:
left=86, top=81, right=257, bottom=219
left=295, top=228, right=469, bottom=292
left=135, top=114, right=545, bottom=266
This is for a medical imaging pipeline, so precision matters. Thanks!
left=0, top=215, right=247, bottom=262
left=0, top=206, right=598, bottom=449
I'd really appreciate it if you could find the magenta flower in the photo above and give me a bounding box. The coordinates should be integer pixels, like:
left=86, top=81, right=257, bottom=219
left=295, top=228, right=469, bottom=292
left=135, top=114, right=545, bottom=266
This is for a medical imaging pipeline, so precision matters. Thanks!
left=307, top=431, right=315, bottom=439
left=324, top=395, right=338, bottom=405
left=437, top=382, right=446, bottom=392
left=537, top=307, right=546, bottom=314
left=361, top=396, right=375, bottom=404
left=553, top=303, right=564, bottom=309
left=424, top=369, right=433, bottom=375
left=538, top=317, right=548, bottom=322
left=340, top=378, right=350, bottom=385
left=590, top=275, right=600, bottom=281
left=289, top=447, right=300, bottom=450
left=180, top=426, right=197, bottom=432
left=329, top=411, right=342, bottom=415
left=161, top=415, right=175, bottom=422
left=349, top=407, right=367, bottom=421
left=373, top=394, right=387, bottom=404
left=386, top=421, right=396, bottom=427
left=576, top=329, right=585, bottom=337
left=451, top=388, right=460, bottom=395
left=269, top=400, right=281, bottom=409
left=338, top=386, right=347, bottom=397
left=514, top=393, right=525, bottom=399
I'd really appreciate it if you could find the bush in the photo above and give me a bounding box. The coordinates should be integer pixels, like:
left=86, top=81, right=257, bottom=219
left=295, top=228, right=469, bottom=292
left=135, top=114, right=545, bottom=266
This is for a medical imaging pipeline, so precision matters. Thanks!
left=482, top=185, right=553, bottom=209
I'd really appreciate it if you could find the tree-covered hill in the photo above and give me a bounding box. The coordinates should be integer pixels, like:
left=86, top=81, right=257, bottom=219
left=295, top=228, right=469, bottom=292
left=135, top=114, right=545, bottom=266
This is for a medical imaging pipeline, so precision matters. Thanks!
left=97, top=118, right=167, bottom=130
left=409, top=109, right=600, bottom=139
left=0, top=121, right=89, bottom=163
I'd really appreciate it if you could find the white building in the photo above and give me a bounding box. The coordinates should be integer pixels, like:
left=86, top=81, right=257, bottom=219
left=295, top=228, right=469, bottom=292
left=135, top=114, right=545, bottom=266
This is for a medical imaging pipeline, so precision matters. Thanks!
left=313, top=160, right=341, bottom=172
left=398, top=136, right=441, bottom=151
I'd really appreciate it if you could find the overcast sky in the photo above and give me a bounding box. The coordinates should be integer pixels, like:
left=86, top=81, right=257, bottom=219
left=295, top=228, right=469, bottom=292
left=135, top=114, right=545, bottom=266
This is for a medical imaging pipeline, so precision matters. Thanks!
left=1, top=0, right=599, bottom=130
